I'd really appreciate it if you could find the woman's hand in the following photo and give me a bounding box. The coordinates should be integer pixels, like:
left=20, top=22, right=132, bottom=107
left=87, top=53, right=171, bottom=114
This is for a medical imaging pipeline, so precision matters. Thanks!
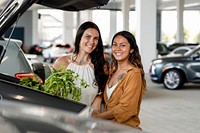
left=91, top=110, right=99, bottom=118
left=91, top=95, right=102, bottom=114
left=92, top=110, right=114, bottom=119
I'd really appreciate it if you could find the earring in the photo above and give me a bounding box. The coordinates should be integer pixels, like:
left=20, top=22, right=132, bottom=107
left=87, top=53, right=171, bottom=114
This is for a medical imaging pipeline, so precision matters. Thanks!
left=130, top=49, right=134, bottom=53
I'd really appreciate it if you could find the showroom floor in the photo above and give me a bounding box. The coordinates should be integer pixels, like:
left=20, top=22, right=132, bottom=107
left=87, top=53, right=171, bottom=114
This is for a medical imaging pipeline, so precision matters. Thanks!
left=140, top=74, right=200, bottom=133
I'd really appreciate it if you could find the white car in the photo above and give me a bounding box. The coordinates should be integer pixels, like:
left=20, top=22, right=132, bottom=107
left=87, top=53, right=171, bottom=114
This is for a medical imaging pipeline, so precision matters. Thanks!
left=163, top=46, right=195, bottom=57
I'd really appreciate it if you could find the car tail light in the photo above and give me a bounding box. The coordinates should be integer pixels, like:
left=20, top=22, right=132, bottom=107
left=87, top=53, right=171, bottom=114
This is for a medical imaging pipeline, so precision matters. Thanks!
left=15, top=72, right=43, bottom=84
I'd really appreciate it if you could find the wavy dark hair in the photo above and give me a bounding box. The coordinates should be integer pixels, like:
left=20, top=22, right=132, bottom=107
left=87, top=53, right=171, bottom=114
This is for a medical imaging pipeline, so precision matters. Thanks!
left=73, top=21, right=108, bottom=93
left=110, top=31, right=146, bottom=90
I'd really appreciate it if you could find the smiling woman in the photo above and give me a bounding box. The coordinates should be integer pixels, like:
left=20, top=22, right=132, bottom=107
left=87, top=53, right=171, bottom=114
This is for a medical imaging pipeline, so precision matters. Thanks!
left=52, top=21, right=109, bottom=111
left=92, top=31, right=146, bottom=129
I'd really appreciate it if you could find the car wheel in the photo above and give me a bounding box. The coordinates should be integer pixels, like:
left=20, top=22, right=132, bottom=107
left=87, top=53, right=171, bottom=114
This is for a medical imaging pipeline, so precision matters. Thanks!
left=163, top=70, right=184, bottom=90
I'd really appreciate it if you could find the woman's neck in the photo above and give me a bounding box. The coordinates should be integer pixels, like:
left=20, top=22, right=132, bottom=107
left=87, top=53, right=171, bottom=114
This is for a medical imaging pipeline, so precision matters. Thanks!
left=74, top=52, right=90, bottom=65
left=117, top=60, right=132, bottom=70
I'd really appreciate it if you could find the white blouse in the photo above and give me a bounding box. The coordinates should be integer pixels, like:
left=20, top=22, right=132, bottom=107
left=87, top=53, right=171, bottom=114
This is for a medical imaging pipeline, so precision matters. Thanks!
left=67, top=62, right=98, bottom=105
left=106, top=83, right=118, bottom=100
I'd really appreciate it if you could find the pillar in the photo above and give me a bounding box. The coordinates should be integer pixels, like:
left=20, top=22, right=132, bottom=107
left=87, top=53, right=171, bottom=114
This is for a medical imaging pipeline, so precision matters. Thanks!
left=110, top=11, right=117, bottom=43
left=176, top=0, right=184, bottom=42
left=63, top=12, right=74, bottom=45
left=135, top=0, right=157, bottom=73
left=122, top=0, right=130, bottom=31
left=32, top=9, right=39, bottom=45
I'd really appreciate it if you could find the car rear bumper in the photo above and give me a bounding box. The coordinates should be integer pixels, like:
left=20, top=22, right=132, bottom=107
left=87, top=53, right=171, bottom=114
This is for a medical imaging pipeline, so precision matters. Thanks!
left=150, top=75, right=162, bottom=83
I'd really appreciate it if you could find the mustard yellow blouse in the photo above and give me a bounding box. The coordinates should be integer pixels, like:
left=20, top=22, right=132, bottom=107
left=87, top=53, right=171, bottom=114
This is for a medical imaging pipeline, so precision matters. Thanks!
left=103, top=67, right=145, bottom=128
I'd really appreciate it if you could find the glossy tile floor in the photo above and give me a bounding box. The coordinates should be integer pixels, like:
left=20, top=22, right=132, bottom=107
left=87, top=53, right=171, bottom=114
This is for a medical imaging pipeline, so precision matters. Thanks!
left=140, top=74, right=200, bottom=133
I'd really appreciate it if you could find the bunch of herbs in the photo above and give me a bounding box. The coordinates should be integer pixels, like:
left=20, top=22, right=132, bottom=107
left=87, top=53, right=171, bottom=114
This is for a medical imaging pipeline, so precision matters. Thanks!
left=19, top=67, right=89, bottom=102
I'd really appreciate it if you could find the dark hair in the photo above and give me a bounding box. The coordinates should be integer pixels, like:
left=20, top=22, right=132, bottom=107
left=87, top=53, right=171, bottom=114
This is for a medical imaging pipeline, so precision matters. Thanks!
left=111, top=31, right=146, bottom=89
left=73, top=21, right=108, bottom=93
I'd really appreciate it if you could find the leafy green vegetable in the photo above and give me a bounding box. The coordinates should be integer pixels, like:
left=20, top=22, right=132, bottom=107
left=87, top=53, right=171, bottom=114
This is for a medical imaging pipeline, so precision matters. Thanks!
left=19, top=68, right=89, bottom=102
left=19, top=76, right=43, bottom=91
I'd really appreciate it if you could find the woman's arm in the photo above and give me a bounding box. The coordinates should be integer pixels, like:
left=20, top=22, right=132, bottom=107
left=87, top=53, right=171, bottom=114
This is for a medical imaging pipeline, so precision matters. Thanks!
left=92, top=110, right=114, bottom=120
left=91, top=95, right=102, bottom=113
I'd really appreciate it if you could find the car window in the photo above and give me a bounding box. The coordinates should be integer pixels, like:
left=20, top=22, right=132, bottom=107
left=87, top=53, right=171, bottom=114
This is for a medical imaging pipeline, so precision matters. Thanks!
left=195, top=49, right=200, bottom=56
left=157, top=43, right=170, bottom=56
left=174, top=49, right=189, bottom=54
left=191, top=49, right=200, bottom=60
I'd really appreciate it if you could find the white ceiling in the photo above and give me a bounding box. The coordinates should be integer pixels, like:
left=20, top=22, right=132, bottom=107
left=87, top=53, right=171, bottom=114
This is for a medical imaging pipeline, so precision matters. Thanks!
left=101, top=0, right=200, bottom=11
left=158, top=0, right=200, bottom=10
left=1, top=0, right=200, bottom=11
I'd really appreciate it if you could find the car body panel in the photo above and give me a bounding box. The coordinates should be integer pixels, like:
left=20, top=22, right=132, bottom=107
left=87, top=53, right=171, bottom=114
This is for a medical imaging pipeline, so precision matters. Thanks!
left=0, top=100, right=141, bottom=133
left=0, top=39, right=50, bottom=81
left=0, top=39, right=33, bottom=76
left=150, top=45, right=200, bottom=89
left=0, top=73, right=88, bottom=113
left=36, top=0, right=109, bottom=11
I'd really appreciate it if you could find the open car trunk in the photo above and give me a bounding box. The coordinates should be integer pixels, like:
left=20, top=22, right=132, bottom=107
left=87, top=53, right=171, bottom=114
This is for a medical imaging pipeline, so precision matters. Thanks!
left=0, top=73, right=89, bottom=114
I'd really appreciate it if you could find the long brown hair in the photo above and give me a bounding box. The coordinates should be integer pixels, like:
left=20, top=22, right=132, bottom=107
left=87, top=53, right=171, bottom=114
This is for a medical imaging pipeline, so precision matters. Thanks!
left=110, top=31, right=146, bottom=90
left=73, top=21, right=108, bottom=93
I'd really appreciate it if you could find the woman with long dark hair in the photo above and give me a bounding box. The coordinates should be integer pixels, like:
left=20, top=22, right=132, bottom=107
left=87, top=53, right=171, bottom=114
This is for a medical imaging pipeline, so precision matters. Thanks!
left=92, top=31, right=146, bottom=129
left=52, top=21, right=108, bottom=113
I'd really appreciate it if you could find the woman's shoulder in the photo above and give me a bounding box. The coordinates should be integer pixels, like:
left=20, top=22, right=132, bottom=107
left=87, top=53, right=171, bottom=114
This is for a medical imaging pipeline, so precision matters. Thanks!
left=52, top=53, right=73, bottom=69
left=58, top=53, right=73, bottom=61
left=128, top=67, right=142, bottom=75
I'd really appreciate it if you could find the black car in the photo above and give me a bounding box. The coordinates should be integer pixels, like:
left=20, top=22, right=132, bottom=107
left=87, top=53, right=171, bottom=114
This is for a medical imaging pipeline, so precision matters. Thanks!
left=157, top=42, right=170, bottom=57
left=167, top=42, right=199, bottom=51
left=149, top=44, right=200, bottom=90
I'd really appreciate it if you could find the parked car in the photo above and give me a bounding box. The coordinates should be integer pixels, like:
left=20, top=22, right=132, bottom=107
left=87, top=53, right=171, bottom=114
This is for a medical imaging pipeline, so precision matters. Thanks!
left=42, top=43, right=73, bottom=63
left=167, top=42, right=199, bottom=51
left=162, top=46, right=194, bottom=57
left=157, top=42, right=170, bottom=57
left=149, top=45, right=200, bottom=90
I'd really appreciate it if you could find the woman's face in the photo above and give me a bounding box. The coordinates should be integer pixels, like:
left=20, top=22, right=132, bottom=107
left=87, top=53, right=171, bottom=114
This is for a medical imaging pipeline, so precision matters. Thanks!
left=79, top=28, right=99, bottom=54
left=112, top=35, right=133, bottom=62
